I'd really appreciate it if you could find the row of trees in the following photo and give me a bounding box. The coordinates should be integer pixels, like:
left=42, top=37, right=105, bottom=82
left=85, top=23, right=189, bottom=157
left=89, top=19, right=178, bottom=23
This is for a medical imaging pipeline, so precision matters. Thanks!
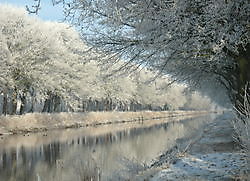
left=0, top=4, right=215, bottom=115
left=56, top=0, right=249, bottom=109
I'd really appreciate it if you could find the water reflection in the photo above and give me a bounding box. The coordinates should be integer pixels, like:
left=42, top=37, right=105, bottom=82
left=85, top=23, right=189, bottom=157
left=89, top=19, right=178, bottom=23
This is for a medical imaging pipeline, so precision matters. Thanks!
left=0, top=114, right=216, bottom=181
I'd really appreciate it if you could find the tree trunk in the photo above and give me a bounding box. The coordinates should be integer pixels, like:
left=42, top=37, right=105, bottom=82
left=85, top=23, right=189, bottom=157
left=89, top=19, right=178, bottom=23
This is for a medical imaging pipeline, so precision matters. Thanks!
left=42, top=98, right=51, bottom=113
left=82, top=101, right=86, bottom=112
left=53, top=95, right=61, bottom=112
left=42, top=92, right=54, bottom=113
left=223, top=43, right=250, bottom=113
left=20, top=93, right=26, bottom=115
left=235, top=44, right=250, bottom=111
left=105, top=98, right=109, bottom=111
left=2, top=91, right=8, bottom=115
left=29, top=88, right=35, bottom=113
left=11, top=88, right=17, bottom=115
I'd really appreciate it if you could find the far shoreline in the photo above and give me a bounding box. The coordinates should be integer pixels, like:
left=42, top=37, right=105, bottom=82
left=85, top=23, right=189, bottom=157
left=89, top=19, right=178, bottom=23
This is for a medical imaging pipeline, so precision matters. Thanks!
left=0, top=110, right=212, bottom=136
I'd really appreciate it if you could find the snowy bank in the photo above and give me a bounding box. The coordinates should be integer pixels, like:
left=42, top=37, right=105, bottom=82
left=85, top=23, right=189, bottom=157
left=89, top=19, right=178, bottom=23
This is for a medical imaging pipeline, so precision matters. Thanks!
left=151, top=152, right=248, bottom=180
left=0, top=111, right=209, bottom=135
left=137, top=113, right=249, bottom=180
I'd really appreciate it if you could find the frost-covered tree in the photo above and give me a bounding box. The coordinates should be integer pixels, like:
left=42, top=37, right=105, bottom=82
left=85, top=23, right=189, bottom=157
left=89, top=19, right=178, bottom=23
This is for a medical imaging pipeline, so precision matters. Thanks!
left=0, top=4, right=90, bottom=114
left=0, top=5, right=56, bottom=114
left=99, top=71, right=137, bottom=110
left=132, top=69, right=160, bottom=109
left=37, top=21, right=98, bottom=112
left=58, top=0, right=249, bottom=108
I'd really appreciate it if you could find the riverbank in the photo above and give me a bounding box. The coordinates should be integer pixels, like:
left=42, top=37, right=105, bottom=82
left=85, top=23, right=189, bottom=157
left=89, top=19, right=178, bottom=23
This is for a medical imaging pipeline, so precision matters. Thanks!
left=137, top=113, right=249, bottom=180
left=0, top=111, right=210, bottom=135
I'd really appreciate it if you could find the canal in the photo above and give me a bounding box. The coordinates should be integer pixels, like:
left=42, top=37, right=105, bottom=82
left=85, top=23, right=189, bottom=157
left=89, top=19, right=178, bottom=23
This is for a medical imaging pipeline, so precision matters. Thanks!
left=0, top=114, right=217, bottom=181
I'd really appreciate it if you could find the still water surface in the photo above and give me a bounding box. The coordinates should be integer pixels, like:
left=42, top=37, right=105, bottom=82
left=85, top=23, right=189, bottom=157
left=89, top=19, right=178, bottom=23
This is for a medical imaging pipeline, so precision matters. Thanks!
left=0, top=114, right=217, bottom=181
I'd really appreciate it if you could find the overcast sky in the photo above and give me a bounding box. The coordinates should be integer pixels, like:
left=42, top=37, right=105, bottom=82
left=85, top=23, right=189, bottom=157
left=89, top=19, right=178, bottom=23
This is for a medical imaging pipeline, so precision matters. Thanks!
left=0, top=0, right=64, bottom=21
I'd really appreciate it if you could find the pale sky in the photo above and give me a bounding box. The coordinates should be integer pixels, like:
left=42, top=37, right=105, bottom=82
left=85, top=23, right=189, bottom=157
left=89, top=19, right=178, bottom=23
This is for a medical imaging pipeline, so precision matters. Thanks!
left=0, top=0, right=65, bottom=21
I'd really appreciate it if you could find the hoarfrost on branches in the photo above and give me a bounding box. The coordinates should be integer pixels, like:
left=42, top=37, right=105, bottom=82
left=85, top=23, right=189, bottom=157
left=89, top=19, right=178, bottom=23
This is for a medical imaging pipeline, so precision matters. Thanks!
left=0, top=4, right=221, bottom=114
left=61, top=0, right=249, bottom=104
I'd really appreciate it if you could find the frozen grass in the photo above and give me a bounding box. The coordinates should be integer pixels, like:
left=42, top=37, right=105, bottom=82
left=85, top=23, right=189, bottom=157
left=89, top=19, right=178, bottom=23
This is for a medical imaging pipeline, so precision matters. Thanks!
left=232, top=85, right=250, bottom=176
left=151, top=152, right=247, bottom=181
left=0, top=110, right=209, bottom=134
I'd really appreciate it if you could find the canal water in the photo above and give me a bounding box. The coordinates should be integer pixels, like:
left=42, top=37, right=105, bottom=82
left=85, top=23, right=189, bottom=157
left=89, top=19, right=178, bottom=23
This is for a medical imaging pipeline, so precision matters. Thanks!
left=0, top=114, right=217, bottom=181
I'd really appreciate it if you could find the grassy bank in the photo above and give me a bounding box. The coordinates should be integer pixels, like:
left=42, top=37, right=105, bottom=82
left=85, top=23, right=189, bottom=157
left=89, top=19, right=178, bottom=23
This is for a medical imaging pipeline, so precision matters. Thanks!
left=0, top=111, right=209, bottom=135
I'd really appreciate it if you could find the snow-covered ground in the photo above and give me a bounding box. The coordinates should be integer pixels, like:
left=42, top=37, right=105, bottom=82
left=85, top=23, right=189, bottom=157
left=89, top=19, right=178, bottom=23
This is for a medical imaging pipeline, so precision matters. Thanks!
left=143, top=113, right=249, bottom=180
left=152, top=152, right=248, bottom=180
